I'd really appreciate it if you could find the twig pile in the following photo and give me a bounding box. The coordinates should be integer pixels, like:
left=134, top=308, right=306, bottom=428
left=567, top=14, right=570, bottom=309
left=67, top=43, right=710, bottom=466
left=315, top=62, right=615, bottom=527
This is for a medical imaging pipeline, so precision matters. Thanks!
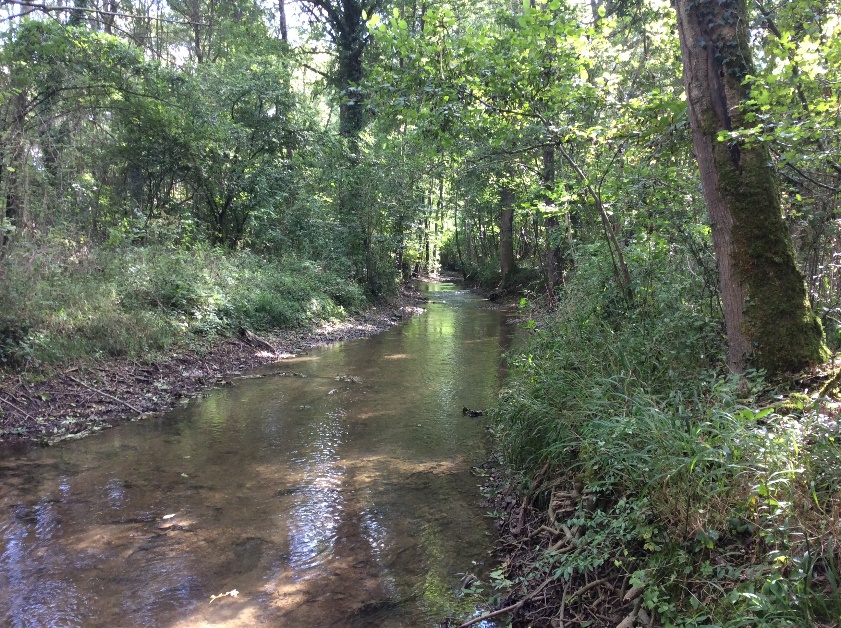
left=474, top=467, right=653, bottom=628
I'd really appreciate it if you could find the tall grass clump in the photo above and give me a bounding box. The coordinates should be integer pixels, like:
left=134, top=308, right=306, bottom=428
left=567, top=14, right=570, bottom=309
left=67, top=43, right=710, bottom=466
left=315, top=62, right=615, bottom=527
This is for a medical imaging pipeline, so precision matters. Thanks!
left=0, top=232, right=368, bottom=370
left=495, top=244, right=841, bottom=626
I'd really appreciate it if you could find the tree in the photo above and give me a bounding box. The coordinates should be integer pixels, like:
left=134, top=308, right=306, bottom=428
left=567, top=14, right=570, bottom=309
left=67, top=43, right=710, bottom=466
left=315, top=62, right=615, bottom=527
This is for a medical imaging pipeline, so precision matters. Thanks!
left=278, top=0, right=288, bottom=41
left=299, top=0, right=384, bottom=140
left=499, top=181, right=516, bottom=288
left=674, top=0, right=827, bottom=375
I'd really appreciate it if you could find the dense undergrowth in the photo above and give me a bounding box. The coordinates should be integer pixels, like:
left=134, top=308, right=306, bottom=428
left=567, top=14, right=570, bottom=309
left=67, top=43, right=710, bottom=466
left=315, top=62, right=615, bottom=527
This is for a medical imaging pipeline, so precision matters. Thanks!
left=490, top=247, right=841, bottom=626
left=0, top=234, right=368, bottom=371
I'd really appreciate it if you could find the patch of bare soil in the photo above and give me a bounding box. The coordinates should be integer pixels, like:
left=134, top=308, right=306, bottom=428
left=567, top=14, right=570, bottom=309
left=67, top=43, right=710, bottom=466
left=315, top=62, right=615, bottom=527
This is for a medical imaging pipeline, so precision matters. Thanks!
left=0, top=288, right=426, bottom=444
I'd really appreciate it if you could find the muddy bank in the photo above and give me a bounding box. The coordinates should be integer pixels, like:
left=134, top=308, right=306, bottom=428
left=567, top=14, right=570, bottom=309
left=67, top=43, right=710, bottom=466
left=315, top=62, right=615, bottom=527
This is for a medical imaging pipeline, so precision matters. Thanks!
left=0, top=288, right=427, bottom=444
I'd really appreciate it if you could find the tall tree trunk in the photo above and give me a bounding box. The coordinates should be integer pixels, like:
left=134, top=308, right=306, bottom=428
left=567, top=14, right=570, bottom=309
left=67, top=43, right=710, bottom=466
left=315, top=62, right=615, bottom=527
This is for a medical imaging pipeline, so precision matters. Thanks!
left=337, top=36, right=365, bottom=142
left=190, top=0, right=204, bottom=64
left=433, top=177, right=443, bottom=274
left=542, top=147, right=563, bottom=296
left=499, top=184, right=515, bottom=289
left=675, top=0, right=826, bottom=375
left=423, top=214, right=430, bottom=272
left=69, top=0, right=89, bottom=26
left=2, top=90, right=28, bottom=246
left=299, top=1, right=379, bottom=287
left=455, top=198, right=466, bottom=280
left=278, top=0, right=288, bottom=41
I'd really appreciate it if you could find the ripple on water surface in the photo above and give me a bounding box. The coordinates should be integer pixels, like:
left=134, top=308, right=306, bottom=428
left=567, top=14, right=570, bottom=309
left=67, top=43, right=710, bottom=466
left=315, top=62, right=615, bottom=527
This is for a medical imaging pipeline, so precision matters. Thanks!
left=0, top=280, right=515, bottom=626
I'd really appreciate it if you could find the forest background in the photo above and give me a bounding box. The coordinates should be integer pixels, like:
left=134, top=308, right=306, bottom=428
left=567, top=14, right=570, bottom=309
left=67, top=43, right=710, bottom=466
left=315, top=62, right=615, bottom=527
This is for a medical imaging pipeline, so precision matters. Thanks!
left=1, top=0, right=841, bottom=625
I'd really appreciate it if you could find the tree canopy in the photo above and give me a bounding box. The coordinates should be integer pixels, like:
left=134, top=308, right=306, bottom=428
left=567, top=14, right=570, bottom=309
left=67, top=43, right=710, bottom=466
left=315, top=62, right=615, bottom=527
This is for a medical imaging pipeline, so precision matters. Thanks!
left=2, top=0, right=841, bottom=624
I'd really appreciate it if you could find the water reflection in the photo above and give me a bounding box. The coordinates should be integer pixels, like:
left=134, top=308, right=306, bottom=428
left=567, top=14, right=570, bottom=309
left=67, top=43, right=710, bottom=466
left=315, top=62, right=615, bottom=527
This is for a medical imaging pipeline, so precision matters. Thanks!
left=289, top=410, right=346, bottom=575
left=0, top=280, right=514, bottom=626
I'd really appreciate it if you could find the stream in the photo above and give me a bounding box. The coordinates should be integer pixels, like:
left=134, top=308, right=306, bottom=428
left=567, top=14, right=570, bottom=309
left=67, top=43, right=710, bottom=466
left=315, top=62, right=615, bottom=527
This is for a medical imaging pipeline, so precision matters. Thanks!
left=0, top=280, right=515, bottom=627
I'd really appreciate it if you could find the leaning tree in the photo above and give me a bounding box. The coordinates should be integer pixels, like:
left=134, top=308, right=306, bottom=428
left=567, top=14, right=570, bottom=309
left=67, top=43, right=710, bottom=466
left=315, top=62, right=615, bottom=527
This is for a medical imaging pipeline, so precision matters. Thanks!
left=674, top=0, right=827, bottom=375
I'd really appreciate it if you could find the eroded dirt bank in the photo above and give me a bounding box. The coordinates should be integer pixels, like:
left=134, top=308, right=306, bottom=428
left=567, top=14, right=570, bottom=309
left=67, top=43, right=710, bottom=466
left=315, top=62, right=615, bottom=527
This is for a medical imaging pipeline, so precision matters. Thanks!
left=0, top=289, right=426, bottom=444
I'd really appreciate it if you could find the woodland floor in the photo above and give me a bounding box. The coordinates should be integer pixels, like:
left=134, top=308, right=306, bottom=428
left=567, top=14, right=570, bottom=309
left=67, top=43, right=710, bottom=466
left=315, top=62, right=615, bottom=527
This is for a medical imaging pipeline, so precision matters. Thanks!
left=472, top=467, right=639, bottom=628
left=0, top=286, right=428, bottom=445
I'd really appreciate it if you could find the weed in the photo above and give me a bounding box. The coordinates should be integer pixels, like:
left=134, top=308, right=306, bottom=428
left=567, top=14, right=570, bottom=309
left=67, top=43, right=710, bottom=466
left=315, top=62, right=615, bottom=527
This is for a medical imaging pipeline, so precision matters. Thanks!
left=0, top=234, right=369, bottom=370
left=494, top=248, right=841, bottom=625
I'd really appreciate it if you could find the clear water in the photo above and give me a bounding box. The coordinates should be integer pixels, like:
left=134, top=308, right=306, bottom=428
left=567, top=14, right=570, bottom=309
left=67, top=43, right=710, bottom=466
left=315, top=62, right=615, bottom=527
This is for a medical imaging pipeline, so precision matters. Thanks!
left=0, top=280, right=514, bottom=627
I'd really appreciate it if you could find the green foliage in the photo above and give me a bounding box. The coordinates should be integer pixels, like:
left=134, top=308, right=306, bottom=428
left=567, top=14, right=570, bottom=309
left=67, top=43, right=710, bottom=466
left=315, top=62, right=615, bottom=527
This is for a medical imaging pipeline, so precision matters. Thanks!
left=496, top=248, right=841, bottom=625
left=0, top=0, right=839, bottom=623
left=0, top=234, right=366, bottom=369
left=0, top=316, right=31, bottom=369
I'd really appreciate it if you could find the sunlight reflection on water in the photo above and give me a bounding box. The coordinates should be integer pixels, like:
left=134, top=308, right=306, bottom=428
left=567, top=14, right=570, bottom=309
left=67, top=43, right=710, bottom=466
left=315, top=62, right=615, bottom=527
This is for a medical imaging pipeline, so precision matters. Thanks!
left=0, top=280, right=516, bottom=627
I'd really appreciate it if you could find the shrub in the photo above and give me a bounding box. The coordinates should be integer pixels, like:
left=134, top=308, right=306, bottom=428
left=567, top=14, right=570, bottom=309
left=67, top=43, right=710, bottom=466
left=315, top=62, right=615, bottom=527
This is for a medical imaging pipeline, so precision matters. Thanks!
left=494, top=244, right=841, bottom=625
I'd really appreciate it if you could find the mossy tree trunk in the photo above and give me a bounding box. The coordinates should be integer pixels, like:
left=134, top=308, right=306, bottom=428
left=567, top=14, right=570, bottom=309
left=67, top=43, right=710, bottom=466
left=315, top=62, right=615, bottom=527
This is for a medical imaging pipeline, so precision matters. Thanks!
left=303, top=0, right=380, bottom=144
left=675, top=0, right=827, bottom=375
left=301, top=0, right=382, bottom=291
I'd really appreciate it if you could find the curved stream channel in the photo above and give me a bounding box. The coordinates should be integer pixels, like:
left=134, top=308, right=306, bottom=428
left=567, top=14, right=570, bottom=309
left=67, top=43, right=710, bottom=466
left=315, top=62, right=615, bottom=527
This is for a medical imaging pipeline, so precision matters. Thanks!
left=0, top=281, right=514, bottom=627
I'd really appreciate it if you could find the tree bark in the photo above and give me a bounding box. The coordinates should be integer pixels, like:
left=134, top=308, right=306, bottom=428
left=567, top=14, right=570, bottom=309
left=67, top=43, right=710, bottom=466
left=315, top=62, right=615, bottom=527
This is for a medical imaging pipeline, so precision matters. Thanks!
left=337, top=41, right=365, bottom=141
left=455, top=198, right=466, bottom=280
left=675, top=0, right=826, bottom=375
left=423, top=214, right=430, bottom=272
left=190, top=0, right=203, bottom=64
left=499, top=184, right=515, bottom=289
left=278, top=0, right=288, bottom=41
left=542, top=147, right=563, bottom=296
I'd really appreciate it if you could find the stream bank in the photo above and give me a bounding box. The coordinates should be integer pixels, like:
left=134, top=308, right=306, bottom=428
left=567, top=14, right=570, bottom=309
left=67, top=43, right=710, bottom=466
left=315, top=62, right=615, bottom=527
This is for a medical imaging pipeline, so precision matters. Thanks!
left=0, top=279, right=515, bottom=627
left=0, top=287, right=426, bottom=444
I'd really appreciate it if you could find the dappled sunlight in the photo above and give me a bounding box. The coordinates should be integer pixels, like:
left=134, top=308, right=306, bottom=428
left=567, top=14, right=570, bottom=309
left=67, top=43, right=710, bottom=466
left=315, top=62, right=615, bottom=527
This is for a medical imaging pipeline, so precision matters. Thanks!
left=274, top=354, right=320, bottom=364
left=64, top=524, right=139, bottom=553
left=342, top=454, right=469, bottom=478
left=0, top=282, right=510, bottom=625
left=171, top=598, right=264, bottom=627
left=346, top=408, right=391, bottom=420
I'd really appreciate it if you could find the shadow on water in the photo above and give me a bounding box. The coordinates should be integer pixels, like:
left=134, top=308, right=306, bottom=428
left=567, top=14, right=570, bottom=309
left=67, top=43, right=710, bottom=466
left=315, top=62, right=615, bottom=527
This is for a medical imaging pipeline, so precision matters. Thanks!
left=0, top=280, right=515, bottom=627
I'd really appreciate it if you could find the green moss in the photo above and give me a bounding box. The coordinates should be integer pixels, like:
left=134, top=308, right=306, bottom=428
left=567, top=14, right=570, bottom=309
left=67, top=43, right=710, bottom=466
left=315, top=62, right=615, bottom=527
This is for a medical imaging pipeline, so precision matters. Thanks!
left=708, top=65, right=828, bottom=375
left=776, top=392, right=811, bottom=415
left=819, top=368, right=841, bottom=399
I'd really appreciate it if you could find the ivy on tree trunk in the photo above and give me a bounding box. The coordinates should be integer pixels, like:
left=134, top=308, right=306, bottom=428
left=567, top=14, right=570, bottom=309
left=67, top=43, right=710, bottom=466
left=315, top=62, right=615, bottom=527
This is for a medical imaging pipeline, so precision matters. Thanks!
left=675, top=0, right=827, bottom=375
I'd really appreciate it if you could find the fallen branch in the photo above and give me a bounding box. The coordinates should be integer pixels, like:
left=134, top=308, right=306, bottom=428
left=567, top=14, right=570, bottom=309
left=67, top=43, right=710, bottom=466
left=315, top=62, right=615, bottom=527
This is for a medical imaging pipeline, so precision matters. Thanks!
left=459, top=572, right=555, bottom=628
left=567, top=576, right=613, bottom=603
left=0, top=394, right=33, bottom=420
left=67, top=375, right=143, bottom=414
left=617, top=597, right=643, bottom=628
left=558, top=580, right=570, bottom=626
left=530, top=524, right=562, bottom=539
left=239, top=328, right=276, bottom=353
left=547, top=538, right=577, bottom=554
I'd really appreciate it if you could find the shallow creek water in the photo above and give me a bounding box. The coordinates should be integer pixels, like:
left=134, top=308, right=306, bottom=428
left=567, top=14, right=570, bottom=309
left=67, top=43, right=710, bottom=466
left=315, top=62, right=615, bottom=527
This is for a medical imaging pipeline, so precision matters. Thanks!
left=0, top=281, right=515, bottom=627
